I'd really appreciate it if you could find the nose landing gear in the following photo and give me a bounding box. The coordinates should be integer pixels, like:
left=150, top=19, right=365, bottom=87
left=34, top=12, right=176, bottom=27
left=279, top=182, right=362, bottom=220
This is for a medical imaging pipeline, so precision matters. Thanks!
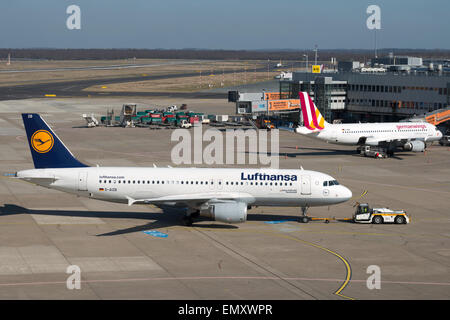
left=300, top=206, right=310, bottom=223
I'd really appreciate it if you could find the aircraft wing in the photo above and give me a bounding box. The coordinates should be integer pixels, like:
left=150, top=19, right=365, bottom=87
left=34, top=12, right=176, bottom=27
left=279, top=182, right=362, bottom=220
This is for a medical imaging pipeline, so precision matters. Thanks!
left=366, top=137, right=427, bottom=151
left=126, top=192, right=254, bottom=207
left=365, top=136, right=407, bottom=146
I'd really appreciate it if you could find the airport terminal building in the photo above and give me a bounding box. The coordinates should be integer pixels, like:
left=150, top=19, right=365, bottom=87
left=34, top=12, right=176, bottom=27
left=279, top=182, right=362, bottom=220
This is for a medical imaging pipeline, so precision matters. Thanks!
left=281, top=72, right=450, bottom=123
left=232, top=71, right=450, bottom=127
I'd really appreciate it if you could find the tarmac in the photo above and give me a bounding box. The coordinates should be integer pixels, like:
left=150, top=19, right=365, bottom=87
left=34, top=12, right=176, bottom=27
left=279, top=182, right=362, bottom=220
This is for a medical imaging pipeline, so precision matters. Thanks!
left=0, top=97, right=449, bottom=299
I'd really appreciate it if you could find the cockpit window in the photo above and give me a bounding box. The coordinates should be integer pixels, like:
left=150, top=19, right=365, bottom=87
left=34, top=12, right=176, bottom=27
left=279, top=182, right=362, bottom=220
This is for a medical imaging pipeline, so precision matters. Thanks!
left=324, top=180, right=339, bottom=186
left=323, top=181, right=328, bottom=186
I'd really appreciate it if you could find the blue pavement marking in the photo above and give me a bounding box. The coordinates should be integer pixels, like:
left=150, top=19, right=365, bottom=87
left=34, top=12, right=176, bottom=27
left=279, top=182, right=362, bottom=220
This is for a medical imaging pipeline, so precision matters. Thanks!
left=264, top=219, right=297, bottom=224
left=143, top=230, right=168, bottom=238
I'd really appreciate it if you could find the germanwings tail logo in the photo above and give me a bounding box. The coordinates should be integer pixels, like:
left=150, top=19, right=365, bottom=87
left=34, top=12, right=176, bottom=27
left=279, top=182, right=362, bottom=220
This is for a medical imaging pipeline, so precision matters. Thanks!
left=299, top=92, right=327, bottom=131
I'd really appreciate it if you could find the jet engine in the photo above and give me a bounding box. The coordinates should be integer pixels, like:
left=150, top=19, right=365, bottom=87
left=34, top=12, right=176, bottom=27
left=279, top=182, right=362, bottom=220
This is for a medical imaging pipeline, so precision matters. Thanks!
left=403, top=140, right=425, bottom=152
left=200, top=202, right=247, bottom=223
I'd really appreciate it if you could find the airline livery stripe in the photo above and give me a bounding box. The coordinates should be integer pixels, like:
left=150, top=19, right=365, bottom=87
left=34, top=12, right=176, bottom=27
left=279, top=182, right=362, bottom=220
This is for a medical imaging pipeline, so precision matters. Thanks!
left=299, top=92, right=314, bottom=130
left=303, top=94, right=316, bottom=129
left=307, top=94, right=321, bottom=130
left=316, top=109, right=325, bottom=129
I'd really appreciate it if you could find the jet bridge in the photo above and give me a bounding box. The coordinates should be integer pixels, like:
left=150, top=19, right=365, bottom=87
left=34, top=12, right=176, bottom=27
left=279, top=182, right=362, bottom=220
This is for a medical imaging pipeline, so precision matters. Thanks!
left=425, top=107, right=450, bottom=125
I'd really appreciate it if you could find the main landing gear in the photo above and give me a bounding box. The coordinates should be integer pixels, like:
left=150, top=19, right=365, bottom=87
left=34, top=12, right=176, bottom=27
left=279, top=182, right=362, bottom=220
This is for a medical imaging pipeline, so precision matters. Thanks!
left=182, top=209, right=200, bottom=226
left=300, top=206, right=310, bottom=223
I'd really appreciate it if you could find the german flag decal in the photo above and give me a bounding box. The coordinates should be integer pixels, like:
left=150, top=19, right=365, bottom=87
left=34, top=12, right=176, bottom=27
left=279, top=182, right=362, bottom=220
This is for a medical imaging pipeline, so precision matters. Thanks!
left=99, top=188, right=105, bottom=191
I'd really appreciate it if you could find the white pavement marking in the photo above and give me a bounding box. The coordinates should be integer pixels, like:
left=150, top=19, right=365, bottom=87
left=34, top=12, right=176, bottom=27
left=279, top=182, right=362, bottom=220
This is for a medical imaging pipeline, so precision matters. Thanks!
left=0, top=246, right=69, bottom=275
left=67, top=256, right=163, bottom=272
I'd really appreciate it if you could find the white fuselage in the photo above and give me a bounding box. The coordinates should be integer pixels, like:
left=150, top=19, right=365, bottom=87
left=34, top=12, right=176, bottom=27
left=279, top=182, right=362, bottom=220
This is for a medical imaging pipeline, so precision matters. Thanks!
left=16, top=167, right=352, bottom=208
left=297, top=122, right=442, bottom=146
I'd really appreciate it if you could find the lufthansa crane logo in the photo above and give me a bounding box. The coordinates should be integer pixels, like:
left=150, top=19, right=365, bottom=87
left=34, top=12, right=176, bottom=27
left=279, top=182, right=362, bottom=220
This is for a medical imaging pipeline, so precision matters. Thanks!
left=31, top=130, right=54, bottom=153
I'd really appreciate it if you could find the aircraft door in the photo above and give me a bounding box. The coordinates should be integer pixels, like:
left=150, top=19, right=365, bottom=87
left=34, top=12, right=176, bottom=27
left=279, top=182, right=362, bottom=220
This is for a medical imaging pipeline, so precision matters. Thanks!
left=78, top=171, right=88, bottom=191
left=301, top=175, right=311, bottom=195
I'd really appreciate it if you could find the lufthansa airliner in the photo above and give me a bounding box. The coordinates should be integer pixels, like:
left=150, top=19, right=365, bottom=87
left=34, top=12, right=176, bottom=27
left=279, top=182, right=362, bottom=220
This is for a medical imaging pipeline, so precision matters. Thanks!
left=15, top=113, right=352, bottom=225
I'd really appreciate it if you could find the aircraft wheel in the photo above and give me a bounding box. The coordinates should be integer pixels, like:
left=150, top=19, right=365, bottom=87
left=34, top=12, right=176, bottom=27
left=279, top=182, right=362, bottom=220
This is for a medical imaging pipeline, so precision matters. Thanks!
left=300, top=216, right=309, bottom=223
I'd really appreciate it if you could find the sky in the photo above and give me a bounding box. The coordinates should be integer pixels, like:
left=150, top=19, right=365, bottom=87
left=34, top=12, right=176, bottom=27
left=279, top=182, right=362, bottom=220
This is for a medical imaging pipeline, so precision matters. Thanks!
left=1, top=0, right=449, bottom=50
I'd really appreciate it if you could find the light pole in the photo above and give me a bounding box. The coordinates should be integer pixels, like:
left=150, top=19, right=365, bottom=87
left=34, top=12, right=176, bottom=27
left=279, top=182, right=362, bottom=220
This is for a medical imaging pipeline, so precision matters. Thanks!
left=314, top=45, right=318, bottom=66
left=303, top=54, right=308, bottom=73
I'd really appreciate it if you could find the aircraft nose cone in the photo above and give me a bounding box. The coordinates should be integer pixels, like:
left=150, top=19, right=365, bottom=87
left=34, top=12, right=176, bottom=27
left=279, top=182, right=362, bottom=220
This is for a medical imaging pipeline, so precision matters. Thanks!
left=341, top=186, right=352, bottom=201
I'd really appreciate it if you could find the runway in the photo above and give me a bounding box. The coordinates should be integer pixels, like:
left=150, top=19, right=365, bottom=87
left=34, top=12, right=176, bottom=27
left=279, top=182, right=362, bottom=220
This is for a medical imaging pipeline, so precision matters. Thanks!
left=0, top=60, right=203, bottom=74
left=0, top=71, right=227, bottom=101
left=0, top=61, right=286, bottom=101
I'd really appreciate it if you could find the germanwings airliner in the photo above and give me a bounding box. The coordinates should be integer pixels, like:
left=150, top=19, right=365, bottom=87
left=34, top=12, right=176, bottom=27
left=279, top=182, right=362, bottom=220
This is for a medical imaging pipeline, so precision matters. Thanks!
left=14, top=113, right=352, bottom=225
left=296, top=92, right=443, bottom=155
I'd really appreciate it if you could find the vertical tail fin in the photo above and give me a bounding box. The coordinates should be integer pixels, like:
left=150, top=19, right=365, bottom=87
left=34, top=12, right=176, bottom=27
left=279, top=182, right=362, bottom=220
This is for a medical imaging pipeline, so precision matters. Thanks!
left=21, top=113, right=88, bottom=169
left=298, top=92, right=328, bottom=130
